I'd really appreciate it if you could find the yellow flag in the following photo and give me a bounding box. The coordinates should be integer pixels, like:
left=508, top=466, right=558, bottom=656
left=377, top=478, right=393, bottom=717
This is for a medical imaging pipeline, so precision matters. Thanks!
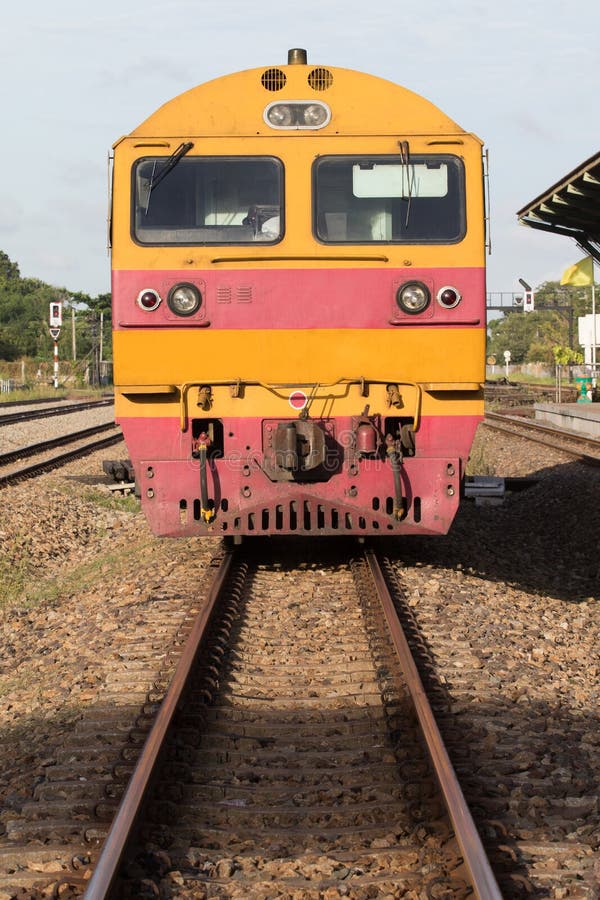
left=560, top=256, right=594, bottom=286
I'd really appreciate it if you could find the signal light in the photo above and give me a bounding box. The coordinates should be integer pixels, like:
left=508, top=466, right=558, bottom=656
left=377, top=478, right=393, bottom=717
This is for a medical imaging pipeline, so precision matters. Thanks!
left=136, top=289, right=161, bottom=311
left=436, top=286, right=462, bottom=309
left=49, top=302, right=62, bottom=326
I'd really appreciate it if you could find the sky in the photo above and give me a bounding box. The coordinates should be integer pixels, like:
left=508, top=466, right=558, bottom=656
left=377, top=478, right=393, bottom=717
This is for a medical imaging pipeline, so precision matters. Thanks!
left=0, top=0, right=598, bottom=303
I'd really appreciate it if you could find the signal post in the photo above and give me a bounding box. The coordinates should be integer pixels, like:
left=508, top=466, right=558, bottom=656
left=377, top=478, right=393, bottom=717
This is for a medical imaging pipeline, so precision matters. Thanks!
left=49, top=302, right=62, bottom=389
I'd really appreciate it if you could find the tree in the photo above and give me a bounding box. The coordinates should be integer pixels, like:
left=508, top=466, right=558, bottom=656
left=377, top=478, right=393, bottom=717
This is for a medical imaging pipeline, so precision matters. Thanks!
left=553, top=345, right=583, bottom=366
left=487, top=310, right=539, bottom=363
left=534, top=280, right=591, bottom=318
left=0, top=250, right=21, bottom=285
left=0, top=251, right=112, bottom=364
left=487, top=279, right=595, bottom=366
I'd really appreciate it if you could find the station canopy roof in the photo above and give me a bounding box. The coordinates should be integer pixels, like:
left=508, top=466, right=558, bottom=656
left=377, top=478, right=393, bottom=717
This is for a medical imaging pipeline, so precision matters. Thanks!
left=517, top=150, right=600, bottom=263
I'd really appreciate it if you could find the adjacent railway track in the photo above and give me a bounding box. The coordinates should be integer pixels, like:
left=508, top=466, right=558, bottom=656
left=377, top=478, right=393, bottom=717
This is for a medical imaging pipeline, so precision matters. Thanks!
left=0, top=397, right=113, bottom=427
left=81, top=545, right=501, bottom=899
left=483, top=380, right=577, bottom=407
left=0, top=424, right=123, bottom=486
left=0, top=395, right=71, bottom=409
left=484, top=411, right=600, bottom=464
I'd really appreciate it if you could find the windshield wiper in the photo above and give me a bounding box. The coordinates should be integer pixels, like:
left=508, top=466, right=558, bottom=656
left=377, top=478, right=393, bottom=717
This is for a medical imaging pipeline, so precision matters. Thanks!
left=398, top=140, right=413, bottom=227
left=144, top=141, right=194, bottom=212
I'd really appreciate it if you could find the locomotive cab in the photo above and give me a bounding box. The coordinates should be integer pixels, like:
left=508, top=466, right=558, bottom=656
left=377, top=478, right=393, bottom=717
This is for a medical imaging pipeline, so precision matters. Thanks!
left=110, top=50, right=486, bottom=537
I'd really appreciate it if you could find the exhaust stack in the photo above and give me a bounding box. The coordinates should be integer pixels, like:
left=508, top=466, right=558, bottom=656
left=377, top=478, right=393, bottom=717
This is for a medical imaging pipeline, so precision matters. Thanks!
left=288, top=48, right=307, bottom=65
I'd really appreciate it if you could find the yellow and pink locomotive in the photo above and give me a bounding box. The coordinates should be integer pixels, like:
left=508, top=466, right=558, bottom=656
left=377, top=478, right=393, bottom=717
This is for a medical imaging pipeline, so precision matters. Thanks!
left=109, top=49, right=486, bottom=538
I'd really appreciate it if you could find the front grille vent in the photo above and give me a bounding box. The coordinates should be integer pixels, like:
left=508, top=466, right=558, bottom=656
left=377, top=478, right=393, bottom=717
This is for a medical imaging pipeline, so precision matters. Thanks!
left=308, top=67, right=333, bottom=91
left=179, top=495, right=418, bottom=532
left=236, top=285, right=253, bottom=303
left=261, top=68, right=287, bottom=91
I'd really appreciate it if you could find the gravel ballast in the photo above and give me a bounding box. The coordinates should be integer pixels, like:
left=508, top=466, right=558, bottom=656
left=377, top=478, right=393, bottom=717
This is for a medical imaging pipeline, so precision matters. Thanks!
left=0, top=420, right=598, bottom=896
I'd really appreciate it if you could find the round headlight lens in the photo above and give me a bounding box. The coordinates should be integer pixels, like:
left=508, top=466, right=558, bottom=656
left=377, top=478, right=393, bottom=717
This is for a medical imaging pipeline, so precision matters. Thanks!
left=136, top=288, right=161, bottom=311
left=437, top=286, right=462, bottom=309
left=396, top=281, right=431, bottom=314
left=303, top=103, right=328, bottom=127
left=167, top=283, right=202, bottom=317
left=267, top=104, right=294, bottom=127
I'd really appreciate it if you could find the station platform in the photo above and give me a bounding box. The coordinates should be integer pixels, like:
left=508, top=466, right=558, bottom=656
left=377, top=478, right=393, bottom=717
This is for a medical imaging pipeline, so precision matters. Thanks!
left=534, top=402, right=600, bottom=439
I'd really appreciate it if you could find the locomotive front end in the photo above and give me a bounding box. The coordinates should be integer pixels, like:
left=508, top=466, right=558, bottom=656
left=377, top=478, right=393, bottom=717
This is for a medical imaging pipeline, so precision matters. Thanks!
left=110, top=51, right=486, bottom=538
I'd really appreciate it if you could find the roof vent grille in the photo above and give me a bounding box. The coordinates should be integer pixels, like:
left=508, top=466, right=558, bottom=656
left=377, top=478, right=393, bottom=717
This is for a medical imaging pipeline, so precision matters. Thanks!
left=261, top=68, right=287, bottom=91
left=308, top=68, right=333, bottom=91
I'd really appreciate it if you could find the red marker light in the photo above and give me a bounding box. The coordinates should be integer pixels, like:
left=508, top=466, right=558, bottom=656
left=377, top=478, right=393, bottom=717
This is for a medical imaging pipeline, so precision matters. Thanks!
left=436, top=286, right=461, bottom=309
left=137, top=289, right=161, bottom=311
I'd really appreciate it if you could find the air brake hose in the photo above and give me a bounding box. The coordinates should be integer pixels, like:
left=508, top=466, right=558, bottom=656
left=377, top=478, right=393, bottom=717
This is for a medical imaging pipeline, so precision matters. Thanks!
left=386, top=441, right=405, bottom=520
left=197, top=436, right=214, bottom=523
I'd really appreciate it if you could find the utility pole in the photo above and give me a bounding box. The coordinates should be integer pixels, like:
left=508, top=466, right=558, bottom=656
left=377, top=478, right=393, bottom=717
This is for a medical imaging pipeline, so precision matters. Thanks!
left=99, top=312, right=104, bottom=368
left=71, top=302, right=76, bottom=361
left=89, top=314, right=101, bottom=387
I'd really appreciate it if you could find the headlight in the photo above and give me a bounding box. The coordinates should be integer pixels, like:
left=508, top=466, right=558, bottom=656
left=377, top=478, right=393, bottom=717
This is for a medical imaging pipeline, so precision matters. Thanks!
left=264, top=101, right=331, bottom=130
left=303, top=104, right=329, bottom=127
left=437, top=285, right=462, bottom=309
left=266, top=104, right=295, bottom=127
left=167, top=283, right=202, bottom=317
left=136, top=288, right=161, bottom=311
left=396, top=281, right=431, bottom=314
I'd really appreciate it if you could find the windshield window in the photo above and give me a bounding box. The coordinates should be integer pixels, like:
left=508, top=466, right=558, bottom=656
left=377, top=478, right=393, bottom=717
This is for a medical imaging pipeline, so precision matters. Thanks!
left=313, top=155, right=465, bottom=243
left=133, top=156, right=283, bottom=245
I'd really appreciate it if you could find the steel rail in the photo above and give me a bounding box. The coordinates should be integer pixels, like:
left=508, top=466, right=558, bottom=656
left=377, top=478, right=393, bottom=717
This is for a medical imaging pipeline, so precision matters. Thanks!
left=83, top=550, right=235, bottom=900
left=0, top=395, right=69, bottom=409
left=484, top=412, right=600, bottom=463
left=0, top=422, right=117, bottom=467
left=365, top=550, right=503, bottom=900
left=0, top=398, right=113, bottom=427
left=0, top=429, right=123, bottom=487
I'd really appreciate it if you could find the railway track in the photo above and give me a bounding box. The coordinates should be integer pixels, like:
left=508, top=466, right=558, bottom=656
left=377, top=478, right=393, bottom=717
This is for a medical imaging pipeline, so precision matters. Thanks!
left=2, top=540, right=599, bottom=897
left=484, top=411, right=600, bottom=464
left=0, top=545, right=506, bottom=899
left=0, top=398, right=113, bottom=427
left=484, top=381, right=578, bottom=407
left=0, top=424, right=123, bottom=486
left=80, top=545, right=501, bottom=899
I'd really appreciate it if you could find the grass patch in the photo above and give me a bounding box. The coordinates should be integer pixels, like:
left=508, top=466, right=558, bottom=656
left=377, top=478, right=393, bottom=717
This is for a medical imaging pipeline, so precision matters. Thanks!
left=0, top=387, right=68, bottom=404
left=0, top=386, right=112, bottom=404
left=55, top=479, right=140, bottom=514
left=466, top=442, right=496, bottom=476
left=0, top=550, right=31, bottom=609
left=1, top=531, right=159, bottom=614
left=1, top=487, right=141, bottom=615
left=79, top=486, right=140, bottom=513
left=489, top=372, right=555, bottom=385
